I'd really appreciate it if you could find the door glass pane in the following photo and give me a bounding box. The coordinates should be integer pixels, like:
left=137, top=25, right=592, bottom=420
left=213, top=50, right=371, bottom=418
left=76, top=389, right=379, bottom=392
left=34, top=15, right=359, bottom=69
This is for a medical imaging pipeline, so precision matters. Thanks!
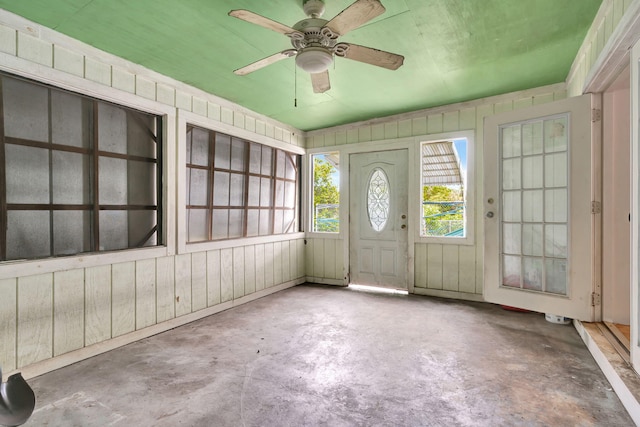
left=502, top=255, right=521, bottom=288
left=522, top=156, right=543, bottom=189
left=523, top=257, right=543, bottom=291
left=502, top=125, right=521, bottom=158
left=545, top=152, right=567, bottom=187
left=522, top=224, right=543, bottom=256
left=502, top=158, right=521, bottom=190
left=522, top=122, right=543, bottom=155
left=544, top=117, right=568, bottom=153
left=502, top=191, right=521, bottom=222
left=545, top=189, right=567, bottom=222
left=367, top=168, right=390, bottom=232
left=522, top=190, right=543, bottom=222
left=545, top=224, right=567, bottom=258
left=503, top=224, right=521, bottom=255
left=545, top=259, right=567, bottom=295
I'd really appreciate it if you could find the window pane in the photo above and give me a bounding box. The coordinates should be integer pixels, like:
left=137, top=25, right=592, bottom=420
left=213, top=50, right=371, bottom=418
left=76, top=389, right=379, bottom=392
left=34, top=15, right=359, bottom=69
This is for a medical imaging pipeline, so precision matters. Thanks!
left=212, top=209, right=229, bottom=240
left=99, top=157, right=128, bottom=204
left=229, top=209, right=244, bottom=238
left=312, top=153, right=340, bottom=233
left=260, top=178, right=272, bottom=207
left=284, top=181, right=296, bottom=209
left=259, top=210, right=271, bottom=235
left=188, top=209, right=208, bottom=242
left=229, top=173, right=245, bottom=206
left=283, top=209, right=295, bottom=233
left=3, top=76, right=49, bottom=142
left=51, top=90, right=91, bottom=148
left=53, top=211, right=90, bottom=256
left=98, top=102, right=127, bottom=154
left=188, top=168, right=208, bottom=206
left=275, top=180, right=285, bottom=208
left=127, top=111, right=156, bottom=158
left=273, top=209, right=284, bottom=234
left=128, top=160, right=156, bottom=205
left=214, top=134, right=231, bottom=169
left=99, top=210, right=128, bottom=250
left=5, top=144, right=50, bottom=204
left=248, top=176, right=260, bottom=207
left=285, top=154, right=297, bottom=180
left=129, top=210, right=157, bottom=247
left=249, top=142, right=262, bottom=174
left=53, top=151, right=90, bottom=204
left=7, top=211, right=51, bottom=260
left=247, top=209, right=260, bottom=237
left=230, top=138, right=246, bottom=171
left=261, top=146, right=273, bottom=175
left=191, top=127, right=210, bottom=166
left=213, top=171, right=230, bottom=206
left=275, top=150, right=286, bottom=178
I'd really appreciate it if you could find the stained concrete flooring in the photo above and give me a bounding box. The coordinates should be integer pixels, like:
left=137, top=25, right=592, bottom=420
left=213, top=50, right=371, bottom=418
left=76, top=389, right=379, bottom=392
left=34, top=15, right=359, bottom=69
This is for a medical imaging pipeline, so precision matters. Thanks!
left=24, top=284, right=633, bottom=426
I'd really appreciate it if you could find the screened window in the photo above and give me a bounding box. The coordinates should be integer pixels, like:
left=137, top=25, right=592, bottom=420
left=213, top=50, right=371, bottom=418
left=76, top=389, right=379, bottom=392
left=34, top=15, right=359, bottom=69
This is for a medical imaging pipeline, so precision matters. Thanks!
left=420, top=139, right=468, bottom=238
left=311, top=152, right=340, bottom=233
left=186, top=125, right=299, bottom=242
left=0, top=73, right=162, bottom=261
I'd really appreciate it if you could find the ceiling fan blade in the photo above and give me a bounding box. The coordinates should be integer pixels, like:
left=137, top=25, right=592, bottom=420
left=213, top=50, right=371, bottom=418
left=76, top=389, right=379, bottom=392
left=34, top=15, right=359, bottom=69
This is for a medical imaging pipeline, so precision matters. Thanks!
left=324, top=0, right=386, bottom=36
left=340, top=43, right=404, bottom=70
left=229, top=10, right=302, bottom=37
left=311, top=71, right=330, bottom=93
left=234, top=50, right=297, bottom=76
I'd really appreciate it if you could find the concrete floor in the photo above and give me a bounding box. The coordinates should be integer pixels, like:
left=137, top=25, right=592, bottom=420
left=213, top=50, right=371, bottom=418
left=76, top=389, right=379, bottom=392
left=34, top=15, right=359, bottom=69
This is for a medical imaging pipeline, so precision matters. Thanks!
left=24, top=284, right=632, bottom=426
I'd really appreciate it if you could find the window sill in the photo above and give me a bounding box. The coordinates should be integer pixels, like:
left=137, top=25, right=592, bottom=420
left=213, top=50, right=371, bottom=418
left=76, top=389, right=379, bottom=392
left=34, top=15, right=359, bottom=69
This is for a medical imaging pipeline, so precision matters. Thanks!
left=182, top=232, right=306, bottom=253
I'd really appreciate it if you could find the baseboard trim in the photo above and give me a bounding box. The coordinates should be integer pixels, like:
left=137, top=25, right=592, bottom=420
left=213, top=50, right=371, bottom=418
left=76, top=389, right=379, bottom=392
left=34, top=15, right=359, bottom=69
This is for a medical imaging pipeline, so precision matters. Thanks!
left=5, top=278, right=304, bottom=382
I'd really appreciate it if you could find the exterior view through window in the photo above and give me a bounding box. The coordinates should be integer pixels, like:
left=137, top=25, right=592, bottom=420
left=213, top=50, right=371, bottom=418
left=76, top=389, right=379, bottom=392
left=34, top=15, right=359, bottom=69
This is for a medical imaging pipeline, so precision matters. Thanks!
left=0, top=72, right=162, bottom=261
left=311, top=152, right=340, bottom=233
left=421, top=139, right=467, bottom=238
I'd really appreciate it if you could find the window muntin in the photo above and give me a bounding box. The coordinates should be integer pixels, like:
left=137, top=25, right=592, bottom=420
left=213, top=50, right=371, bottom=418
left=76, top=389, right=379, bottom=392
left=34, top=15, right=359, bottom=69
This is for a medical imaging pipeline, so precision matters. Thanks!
left=311, top=152, right=340, bottom=233
left=0, top=73, right=162, bottom=261
left=186, top=125, right=299, bottom=242
left=420, top=139, right=468, bottom=238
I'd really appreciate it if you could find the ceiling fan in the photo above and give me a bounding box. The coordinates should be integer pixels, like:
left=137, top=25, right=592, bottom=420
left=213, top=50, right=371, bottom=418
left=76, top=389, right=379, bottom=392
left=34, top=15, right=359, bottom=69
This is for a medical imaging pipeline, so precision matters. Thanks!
left=229, top=0, right=404, bottom=93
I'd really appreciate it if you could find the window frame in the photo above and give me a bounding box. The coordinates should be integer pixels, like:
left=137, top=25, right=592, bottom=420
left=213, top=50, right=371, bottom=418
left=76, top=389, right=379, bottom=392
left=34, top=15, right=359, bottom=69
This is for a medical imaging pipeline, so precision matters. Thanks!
left=0, top=69, right=175, bottom=278
left=415, top=130, right=475, bottom=246
left=177, top=110, right=304, bottom=254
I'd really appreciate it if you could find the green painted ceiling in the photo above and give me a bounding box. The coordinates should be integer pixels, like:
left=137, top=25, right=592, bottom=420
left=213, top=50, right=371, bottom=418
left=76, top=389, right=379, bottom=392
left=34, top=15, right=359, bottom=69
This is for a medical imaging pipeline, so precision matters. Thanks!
left=0, top=0, right=601, bottom=131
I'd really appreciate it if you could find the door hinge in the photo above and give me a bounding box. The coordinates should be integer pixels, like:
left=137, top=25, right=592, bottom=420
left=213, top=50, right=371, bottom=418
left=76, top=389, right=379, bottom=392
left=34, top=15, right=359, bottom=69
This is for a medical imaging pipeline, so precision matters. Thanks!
left=591, top=201, right=601, bottom=214
left=591, top=292, right=601, bottom=306
left=591, top=108, right=602, bottom=122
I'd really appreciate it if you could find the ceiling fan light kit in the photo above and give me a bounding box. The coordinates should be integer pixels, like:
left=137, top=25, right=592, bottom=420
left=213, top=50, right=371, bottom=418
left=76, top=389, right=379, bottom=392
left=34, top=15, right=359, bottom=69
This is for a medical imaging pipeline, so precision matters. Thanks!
left=229, top=0, right=404, bottom=93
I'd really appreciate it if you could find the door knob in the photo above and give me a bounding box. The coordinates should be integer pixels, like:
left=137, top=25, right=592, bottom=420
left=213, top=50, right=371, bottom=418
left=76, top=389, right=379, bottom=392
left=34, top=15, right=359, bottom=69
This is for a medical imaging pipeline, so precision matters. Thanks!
left=486, top=211, right=494, bottom=218
left=401, top=224, right=406, bottom=229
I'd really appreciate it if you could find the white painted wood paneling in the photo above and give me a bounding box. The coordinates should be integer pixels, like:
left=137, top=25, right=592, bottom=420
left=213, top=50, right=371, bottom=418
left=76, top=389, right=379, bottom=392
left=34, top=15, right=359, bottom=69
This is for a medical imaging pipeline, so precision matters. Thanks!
left=245, top=245, right=256, bottom=295
left=85, top=266, right=111, bottom=345
left=414, top=244, right=428, bottom=288
left=233, top=247, right=245, bottom=299
left=135, top=258, right=157, bottom=329
left=264, top=243, right=275, bottom=288
left=442, top=246, right=460, bottom=292
left=191, top=252, right=207, bottom=311
left=273, top=241, right=283, bottom=286
left=220, top=248, right=234, bottom=302
left=111, top=261, right=135, bottom=337
left=156, top=256, right=176, bottom=323
left=53, top=269, right=85, bottom=356
left=0, top=278, right=17, bottom=371
left=427, top=244, right=443, bottom=290
left=255, top=244, right=265, bottom=291
left=17, top=274, right=53, bottom=367
left=458, top=245, right=477, bottom=294
left=175, top=254, right=192, bottom=317
left=282, top=241, right=291, bottom=283
left=323, top=239, right=336, bottom=279
left=206, top=249, right=221, bottom=306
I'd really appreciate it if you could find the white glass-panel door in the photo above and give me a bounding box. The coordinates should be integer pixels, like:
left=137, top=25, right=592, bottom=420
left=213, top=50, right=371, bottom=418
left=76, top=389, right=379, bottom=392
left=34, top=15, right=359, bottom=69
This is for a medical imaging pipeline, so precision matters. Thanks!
left=484, top=95, right=594, bottom=321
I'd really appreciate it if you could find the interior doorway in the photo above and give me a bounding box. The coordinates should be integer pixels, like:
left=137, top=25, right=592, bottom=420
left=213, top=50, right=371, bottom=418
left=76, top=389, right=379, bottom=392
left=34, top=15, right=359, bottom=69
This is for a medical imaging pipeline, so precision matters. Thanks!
left=602, top=65, right=632, bottom=352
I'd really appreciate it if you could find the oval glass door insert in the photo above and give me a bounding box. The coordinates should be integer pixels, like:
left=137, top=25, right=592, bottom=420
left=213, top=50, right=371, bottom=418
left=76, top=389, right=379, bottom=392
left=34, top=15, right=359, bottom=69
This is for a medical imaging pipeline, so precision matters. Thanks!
left=367, top=168, right=390, bottom=231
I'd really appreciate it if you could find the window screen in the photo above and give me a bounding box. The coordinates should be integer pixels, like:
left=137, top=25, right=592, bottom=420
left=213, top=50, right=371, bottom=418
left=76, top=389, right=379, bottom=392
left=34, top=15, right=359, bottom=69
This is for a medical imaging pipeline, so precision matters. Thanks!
left=0, top=73, right=162, bottom=261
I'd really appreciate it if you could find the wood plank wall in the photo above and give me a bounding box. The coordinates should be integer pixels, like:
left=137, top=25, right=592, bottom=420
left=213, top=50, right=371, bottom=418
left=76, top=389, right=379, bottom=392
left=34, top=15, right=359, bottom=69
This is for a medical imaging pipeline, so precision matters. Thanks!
left=304, top=85, right=568, bottom=297
left=0, top=14, right=306, bottom=375
left=567, top=0, right=634, bottom=96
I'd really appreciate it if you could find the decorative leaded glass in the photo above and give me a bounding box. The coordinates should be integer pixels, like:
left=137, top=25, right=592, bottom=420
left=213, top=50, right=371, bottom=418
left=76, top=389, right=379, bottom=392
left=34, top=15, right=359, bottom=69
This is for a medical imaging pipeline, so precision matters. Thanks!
left=367, top=168, right=390, bottom=232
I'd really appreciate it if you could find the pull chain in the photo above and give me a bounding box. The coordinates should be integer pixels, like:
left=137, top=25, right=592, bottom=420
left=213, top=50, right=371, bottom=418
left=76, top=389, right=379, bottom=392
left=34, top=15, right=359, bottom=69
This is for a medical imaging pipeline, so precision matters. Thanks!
left=294, top=64, right=298, bottom=108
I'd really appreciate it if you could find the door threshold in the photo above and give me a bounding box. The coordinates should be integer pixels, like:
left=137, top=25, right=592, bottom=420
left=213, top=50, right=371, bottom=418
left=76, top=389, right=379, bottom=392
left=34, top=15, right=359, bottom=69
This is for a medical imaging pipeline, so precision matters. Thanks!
left=597, top=322, right=630, bottom=364
left=347, top=284, right=409, bottom=295
left=575, top=320, right=640, bottom=424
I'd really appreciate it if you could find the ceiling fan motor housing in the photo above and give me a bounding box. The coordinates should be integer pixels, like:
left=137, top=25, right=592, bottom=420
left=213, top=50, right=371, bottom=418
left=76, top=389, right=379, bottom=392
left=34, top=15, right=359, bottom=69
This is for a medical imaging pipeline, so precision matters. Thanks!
left=303, top=0, right=326, bottom=18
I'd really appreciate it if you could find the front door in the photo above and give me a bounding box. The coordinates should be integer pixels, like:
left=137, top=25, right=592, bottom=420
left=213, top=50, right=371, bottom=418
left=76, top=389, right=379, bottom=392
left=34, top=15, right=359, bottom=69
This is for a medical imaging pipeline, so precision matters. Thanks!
left=349, top=150, right=408, bottom=289
left=484, top=94, right=595, bottom=321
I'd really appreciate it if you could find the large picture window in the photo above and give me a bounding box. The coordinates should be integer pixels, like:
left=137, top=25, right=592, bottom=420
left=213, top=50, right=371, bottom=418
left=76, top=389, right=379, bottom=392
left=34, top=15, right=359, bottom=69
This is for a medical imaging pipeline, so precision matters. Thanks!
left=0, top=73, right=162, bottom=261
left=186, top=125, right=299, bottom=242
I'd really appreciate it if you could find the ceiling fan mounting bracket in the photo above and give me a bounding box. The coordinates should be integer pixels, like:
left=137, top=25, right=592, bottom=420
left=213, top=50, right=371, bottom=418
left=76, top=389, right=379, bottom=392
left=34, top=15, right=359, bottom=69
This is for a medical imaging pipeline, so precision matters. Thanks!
left=303, top=0, right=326, bottom=18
